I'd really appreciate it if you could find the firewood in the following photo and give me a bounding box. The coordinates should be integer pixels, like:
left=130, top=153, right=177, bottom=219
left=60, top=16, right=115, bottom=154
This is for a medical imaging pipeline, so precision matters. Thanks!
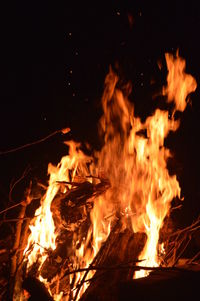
left=57, top=178, right=110, bottom=207
left=9, top=186, right=32, bottom=301
left=50, top=178, right=110, bottom=232
left=80, top=225, right=146, bottom=301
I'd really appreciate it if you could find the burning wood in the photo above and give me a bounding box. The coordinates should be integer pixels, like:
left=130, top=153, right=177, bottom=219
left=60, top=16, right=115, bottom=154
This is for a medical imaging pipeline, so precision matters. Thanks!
left=0, top=52, right=199, bottom=301
left=80, top=228, right=146, bottom=301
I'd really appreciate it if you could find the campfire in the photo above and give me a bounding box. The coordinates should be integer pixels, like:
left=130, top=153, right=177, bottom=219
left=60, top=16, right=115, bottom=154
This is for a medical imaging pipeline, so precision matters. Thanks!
left=1, top=52, right=200, bottom=301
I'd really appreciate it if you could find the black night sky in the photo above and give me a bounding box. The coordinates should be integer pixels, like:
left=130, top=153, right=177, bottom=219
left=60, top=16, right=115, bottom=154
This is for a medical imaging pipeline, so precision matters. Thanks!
left=1, top=1, right=200, bottom=226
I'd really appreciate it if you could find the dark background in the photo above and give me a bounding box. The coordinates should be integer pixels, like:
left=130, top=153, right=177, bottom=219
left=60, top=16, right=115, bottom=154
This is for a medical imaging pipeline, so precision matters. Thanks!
left=1, top=1, right=200, bottom=226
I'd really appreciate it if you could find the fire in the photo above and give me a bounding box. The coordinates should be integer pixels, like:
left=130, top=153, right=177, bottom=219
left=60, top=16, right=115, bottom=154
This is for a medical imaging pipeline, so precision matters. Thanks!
left=23, top=52, right=197, bottom=299
left=163, top=52, right=197, bottom=113
left=134, top=52, right=197, bottom=277
left=23, top=140, right=112, bottom=299
left=69, top=195, right=112, bottom=300
left=96, top=52, right=197, bottom=278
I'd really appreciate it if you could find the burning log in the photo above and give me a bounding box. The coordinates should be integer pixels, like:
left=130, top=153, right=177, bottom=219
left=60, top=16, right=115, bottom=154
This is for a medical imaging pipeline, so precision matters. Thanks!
left=52, top=177, right=110, bottom=225
left=80, top=224, right=146, bottom=301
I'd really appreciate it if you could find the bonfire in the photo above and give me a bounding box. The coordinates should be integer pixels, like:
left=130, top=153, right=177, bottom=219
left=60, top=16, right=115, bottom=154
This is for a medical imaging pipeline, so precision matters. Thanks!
left=0, top=52, right=199, bottom=301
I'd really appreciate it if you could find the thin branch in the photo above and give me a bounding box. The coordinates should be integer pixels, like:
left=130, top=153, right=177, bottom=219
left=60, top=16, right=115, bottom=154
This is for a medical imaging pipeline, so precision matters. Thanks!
left=73, top=248, right=103, bottom=301
left=0, top=217, right=30, bottom=224
left=0, top=217, right=30, bottom=223
left=9, top=166, right=31, bottom=202
left=0, top=127, right=70, bottom=156
left=172, top=237, right=192, bottom=266
left=9, top=187, right=32, bottom=300
left=161, top=215, right=200, bottom=266
left=0, top=199, right=40, bottom=216
left=0, top=201, right=25, bottom=216
left=169, top=216, right=200, bottom=238
left=187, top=250, right=200, bottom=264
left=61, top=263, right=188, bottom=281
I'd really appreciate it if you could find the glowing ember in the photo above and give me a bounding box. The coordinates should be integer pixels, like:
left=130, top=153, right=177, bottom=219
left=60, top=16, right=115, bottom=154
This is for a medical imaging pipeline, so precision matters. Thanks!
left=23, top=52, right=197, bottom=299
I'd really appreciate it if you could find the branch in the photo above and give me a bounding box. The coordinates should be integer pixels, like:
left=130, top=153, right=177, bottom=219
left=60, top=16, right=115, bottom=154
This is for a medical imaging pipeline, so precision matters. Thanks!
left=0, top=217, right=30, bottom=223
left=9, top=185, right=32, bottom=300
left=61, top=262, right=188, bottom=281
left=0, top=127, right=70, bottom=156
left=0, top=201, right=25, bottom=216
left=9, top=166, right=31, bottom=202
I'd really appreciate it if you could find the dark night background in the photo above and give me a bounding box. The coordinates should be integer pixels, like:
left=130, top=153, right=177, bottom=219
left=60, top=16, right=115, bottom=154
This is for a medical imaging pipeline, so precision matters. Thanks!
left=1, top=1, right=200, bottom=227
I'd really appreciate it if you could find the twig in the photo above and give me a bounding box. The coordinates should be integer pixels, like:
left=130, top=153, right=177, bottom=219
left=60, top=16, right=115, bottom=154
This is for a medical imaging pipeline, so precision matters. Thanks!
left=72, top=234, right=111, bottom=301
left=187, top=250, right=200, bottom=264
left=9, top=185, right=32, bottom=300
left=162, top=215, right=200, bottom=266
left=73, top=260, right=97, bottom=301
left=170, top=204, right=182, bottom=211
left=0, top=127, right=70, bottom=156
left=0, top=199, right=40, bottom=216
left=169, top=216, right=200, bottom=238
left=0, top=217, right=30, bottom=223
left=0, top=201, right=25, bottom=216
left=173, top=236, right=192, bottom=266
left=9, top=165, right=31, bottom=202
left=61, top=263, right=191, bottom=281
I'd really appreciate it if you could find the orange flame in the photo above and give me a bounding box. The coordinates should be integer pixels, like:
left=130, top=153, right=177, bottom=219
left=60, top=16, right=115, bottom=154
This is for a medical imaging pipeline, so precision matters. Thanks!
left=134, top=53, right=197, bottom=277
left=23, top=52, right=197, bottom=299
left=164, top=52, right=197, bottom=113
left=96, top=53, right=196, bottom=279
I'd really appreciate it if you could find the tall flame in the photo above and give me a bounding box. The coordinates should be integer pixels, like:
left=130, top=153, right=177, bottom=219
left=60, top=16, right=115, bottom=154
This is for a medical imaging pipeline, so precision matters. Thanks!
left=23, top=52, right=197, bottom=299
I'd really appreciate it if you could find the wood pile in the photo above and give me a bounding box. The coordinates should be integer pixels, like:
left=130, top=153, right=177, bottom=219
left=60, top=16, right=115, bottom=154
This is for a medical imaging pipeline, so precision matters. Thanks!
left=0, top=176, right=200, bottom=300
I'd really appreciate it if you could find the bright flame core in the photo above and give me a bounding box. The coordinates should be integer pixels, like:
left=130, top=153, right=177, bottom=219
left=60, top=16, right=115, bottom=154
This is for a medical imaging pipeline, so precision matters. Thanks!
left=23, top=53, right=197, bottom=298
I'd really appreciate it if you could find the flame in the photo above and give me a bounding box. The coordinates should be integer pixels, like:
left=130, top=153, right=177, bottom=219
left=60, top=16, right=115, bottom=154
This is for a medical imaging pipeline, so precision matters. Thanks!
left=23, top=141, right=97, bottom=296
left=163, top=52, right=197, bottom=113
left=23, top=139, right=112, bottom=299
left=96, top=53, right=196, bottom=279
left=23, top=52, right=197, bottom=299
left=95, top=69, right=181, bottom=279
left=134, top=53, right=197, bottom=277
left=68, top=194, right=112, bottom=300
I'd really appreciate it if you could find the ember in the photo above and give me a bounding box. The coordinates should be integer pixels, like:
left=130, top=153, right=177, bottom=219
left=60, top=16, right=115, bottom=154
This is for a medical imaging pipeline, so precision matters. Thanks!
left=0, top=52, right=199, bottom=301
